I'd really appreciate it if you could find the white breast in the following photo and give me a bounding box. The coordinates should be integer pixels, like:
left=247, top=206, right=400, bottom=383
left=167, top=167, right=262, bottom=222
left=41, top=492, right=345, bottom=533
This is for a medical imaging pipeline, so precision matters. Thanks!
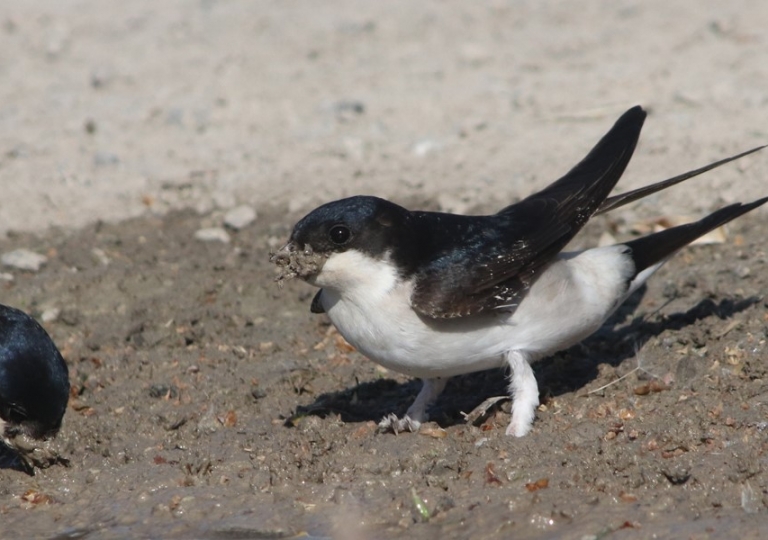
left=313, top=245, right=640, bottom=379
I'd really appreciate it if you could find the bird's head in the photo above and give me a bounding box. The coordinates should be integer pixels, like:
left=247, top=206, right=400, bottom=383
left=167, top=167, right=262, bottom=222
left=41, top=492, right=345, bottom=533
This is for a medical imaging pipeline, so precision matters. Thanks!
left=271, top=196, right=413, bottom=287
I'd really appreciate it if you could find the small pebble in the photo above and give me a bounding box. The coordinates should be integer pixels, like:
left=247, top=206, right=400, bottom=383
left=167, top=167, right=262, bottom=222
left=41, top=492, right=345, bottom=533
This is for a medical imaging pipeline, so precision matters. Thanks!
left=91, top=248, right=110, bottom=266
left=412, top=139, right=440, bottom=157
left=197, top=404, right=220, bottom=432
left=734, top=266, right=751, bottom=279
left=41, top=308, right=60, bottom=323
left=224, top=206, right=257, bottom=230
left=1, top=249, right=48, bottom=271
left=194, top=228, right=230, bottom=244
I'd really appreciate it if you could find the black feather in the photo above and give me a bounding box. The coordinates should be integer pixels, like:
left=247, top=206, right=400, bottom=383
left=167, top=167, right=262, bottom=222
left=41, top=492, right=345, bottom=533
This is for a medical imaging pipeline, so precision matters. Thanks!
left=410, top=106, right=646, bottom=317
left=0, top=304, right=69, bottom=440
left=626, top=197, right=768, bottom=276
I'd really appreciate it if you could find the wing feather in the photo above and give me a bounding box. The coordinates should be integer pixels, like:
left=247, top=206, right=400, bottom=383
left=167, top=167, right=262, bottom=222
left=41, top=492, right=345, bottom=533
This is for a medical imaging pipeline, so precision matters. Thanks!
left=410, top=106, right=646, bottom=318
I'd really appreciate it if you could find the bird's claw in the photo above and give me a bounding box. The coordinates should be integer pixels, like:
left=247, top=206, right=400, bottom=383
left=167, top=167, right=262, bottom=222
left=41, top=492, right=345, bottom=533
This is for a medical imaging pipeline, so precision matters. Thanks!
left=377, top=413, right=422, bottom=434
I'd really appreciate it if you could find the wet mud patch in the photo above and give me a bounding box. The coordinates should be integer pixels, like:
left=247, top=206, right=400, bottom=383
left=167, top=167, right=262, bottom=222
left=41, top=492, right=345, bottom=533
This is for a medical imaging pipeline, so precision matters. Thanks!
left=0, top=206, right=766, bottom=538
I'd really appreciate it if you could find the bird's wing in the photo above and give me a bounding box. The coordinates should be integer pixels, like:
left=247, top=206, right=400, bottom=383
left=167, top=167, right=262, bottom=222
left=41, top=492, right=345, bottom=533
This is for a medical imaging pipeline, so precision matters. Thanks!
left=410, top=106, right=646, bottom=319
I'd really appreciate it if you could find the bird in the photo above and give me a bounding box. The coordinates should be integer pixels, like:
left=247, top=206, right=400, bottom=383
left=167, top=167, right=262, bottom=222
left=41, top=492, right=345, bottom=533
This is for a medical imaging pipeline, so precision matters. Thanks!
left=0, top=303, right=70, bottom=449
left=271, top=106, right=766, bottom=437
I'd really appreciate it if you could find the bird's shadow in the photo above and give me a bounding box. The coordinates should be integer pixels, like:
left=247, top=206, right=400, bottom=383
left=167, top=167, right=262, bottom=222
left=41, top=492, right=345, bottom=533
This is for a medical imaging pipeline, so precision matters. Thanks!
left=288, top=289, right=760, bottom=429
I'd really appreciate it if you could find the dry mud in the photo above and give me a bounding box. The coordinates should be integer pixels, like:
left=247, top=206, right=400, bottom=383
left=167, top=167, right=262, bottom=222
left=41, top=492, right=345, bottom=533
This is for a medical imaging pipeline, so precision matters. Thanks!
left=0, top=205, right=766, bottom=539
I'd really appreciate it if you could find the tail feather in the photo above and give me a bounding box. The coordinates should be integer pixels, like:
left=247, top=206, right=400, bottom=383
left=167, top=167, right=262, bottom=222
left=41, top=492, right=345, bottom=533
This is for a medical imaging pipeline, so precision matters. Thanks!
left=598, top=145, right=766, bottom=215
left=626, top=197, right=768, bottom=276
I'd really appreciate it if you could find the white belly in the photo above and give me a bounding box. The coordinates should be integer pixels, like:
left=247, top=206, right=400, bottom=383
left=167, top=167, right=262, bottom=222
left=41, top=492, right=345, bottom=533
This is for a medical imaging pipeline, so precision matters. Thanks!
left=315, top=246, right=638, bottom=379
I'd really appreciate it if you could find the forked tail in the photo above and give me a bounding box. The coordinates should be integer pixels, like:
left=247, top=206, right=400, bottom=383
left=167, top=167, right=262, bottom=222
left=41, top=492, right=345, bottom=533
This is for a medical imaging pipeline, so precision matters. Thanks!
left=626, top=197, right=768, bottom=277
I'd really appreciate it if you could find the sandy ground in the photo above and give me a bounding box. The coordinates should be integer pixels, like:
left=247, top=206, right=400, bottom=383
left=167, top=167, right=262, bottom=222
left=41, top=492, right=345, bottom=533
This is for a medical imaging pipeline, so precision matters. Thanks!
left=2, top=0, right=768, bottom=235
left=1, top=1, right=768, bottom=538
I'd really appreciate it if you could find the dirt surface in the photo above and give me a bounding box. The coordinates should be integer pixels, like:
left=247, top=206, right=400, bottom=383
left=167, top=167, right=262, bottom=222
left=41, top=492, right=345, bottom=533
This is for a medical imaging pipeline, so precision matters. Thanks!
left=0, top=204, right=767, bottom=539
left=2, top=1, right=768, bottom=538
left=2, top=0, right=768, bottom=236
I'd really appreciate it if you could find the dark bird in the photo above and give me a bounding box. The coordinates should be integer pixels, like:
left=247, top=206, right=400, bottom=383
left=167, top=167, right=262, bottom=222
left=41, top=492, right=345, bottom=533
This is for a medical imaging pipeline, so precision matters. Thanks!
left=272, top=106, right=766, bottom=436
left=0, top=304, right=70, bottom=447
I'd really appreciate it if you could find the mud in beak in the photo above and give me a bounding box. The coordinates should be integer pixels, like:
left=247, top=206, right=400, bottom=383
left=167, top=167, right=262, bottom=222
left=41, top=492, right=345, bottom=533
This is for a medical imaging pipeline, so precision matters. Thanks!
left=270, top=242, right=326, bottom=284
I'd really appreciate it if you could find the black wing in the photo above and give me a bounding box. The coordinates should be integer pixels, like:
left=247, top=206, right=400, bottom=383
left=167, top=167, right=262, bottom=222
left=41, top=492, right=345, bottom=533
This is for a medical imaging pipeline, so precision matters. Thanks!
left=410, top=106, right=646, bottom=318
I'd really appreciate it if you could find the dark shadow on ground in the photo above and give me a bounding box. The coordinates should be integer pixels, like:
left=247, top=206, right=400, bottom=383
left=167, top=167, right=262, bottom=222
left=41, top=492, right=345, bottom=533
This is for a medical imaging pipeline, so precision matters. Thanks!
left=534, top=294, right=760, bottom=401
left=289, top=290, right=760, bottom=428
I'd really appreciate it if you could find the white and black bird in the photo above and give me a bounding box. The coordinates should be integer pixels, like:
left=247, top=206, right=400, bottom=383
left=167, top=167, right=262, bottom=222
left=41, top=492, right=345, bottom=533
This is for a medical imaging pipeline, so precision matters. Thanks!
left=273, top=106, right=766, bottom=437
left=0, top=304, right=70, bottom=447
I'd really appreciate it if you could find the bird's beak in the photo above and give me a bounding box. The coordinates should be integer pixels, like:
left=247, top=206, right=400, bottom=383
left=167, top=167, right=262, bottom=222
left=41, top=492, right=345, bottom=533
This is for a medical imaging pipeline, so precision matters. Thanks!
left=270, top=241, right=298, bottom=268
left=270, top=241, right=326, bottom=284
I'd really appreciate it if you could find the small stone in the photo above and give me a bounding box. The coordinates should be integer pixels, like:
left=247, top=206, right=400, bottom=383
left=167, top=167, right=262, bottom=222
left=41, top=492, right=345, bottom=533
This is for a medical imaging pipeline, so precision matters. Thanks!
left=91, top=248, right=110, bottom=266
left=223, top=206, right=256, bottom=230
left=194, top=227, right=230, bottom=244
left=148, top=384, right=179, bottom=399
left=661, top=465, right=691, bottom=485
left=1, top=249, right=48, bottom=271
left=41, top=308, right=60, bottom=323
left=85, top=469, right=100, bottom=484
left=0, top=272, right=13, bottom=282
left=197, top=404, right=220, bottom=432
left=412, top=139, right=440, bottom=157
left=734, top=266, right=751, bottom=279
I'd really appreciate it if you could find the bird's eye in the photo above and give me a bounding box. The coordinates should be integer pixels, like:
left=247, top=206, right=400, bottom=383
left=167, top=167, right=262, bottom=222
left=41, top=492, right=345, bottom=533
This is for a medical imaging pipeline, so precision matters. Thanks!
left=329, top=224, right=351, bottom=245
